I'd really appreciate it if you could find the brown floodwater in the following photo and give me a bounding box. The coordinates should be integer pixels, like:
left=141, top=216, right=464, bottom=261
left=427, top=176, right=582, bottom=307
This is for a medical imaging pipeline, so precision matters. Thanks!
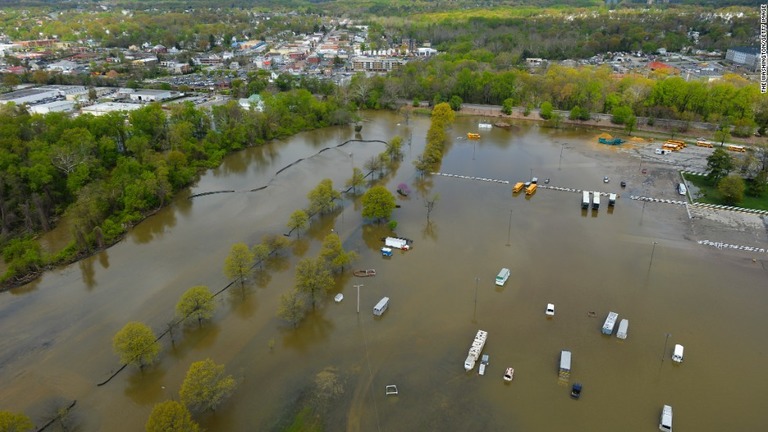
left=1, top=112, right=766, bottom=431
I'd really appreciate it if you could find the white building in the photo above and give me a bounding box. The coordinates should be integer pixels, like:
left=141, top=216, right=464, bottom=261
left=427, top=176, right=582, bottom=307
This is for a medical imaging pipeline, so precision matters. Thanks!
left=725, top=47, right=759, bottom=71
left=126, top=89, right=174, bottom=102
left=0, top=87, right=60, bottom=105
left=29, top=100, right=76, bottom=114
left=81, top=102, right=142, bottom=116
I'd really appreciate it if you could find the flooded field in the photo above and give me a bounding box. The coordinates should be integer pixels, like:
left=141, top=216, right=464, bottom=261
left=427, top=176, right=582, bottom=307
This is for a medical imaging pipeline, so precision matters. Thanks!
left=1, top=112, right=767, bottom=431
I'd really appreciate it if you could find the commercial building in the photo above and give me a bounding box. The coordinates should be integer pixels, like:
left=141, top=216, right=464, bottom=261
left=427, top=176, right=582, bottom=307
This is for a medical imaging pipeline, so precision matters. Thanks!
left=725, top=47, right=760, bottom=71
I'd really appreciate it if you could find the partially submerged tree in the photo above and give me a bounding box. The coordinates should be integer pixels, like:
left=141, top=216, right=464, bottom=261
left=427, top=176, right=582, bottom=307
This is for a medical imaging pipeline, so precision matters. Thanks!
left=176, top=286, right=215, bottom=327
left=252, top=243, right=270, bottom=268
left=307, top=179, right=340, bottom=215
left=345, top=167, right=366, bottom=195
left=287, top=209, right=308, bottom=238
left=277, top=289, right=306, bottom=328
left=179, top=359, right=236, bottom=414
left=112, top=321, right=161, bottom=371
left=361, top=185, right=396, bottom=223
left=146, top=400, right=199, bottom=432
left=0, top=411, right=34, bottom=432
left=223, top=242, right=254, bottom=291
left=319, top=232, right=357, bottom=273
left=295, top=257, right=334, bottom=309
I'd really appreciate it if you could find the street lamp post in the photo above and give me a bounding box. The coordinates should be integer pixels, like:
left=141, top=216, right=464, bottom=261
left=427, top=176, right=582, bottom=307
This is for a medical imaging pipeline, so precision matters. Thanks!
left=474, top=277, right=479, bottom=320
left=661, top=332, right=671, bottom=365
left=559, top=143, right=565, bottom=170
left=648, top=241, right=658, bottom=274
left=506, top=209, right=513, bottom=246
left=354, top=284, right=364, bottom=313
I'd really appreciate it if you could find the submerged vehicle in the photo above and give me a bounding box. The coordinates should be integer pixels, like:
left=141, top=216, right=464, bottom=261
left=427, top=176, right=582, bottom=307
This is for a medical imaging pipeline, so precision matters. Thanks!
left=503, top=367, right=514, bottom=382
left=570, top=383, right=582, bottom=399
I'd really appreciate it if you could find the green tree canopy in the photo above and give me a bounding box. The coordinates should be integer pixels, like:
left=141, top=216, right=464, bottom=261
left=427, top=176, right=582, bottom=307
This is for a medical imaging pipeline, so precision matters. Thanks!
left=307, top=178, right=340, bottom=215
left=145, top=400, right=199, bottom=432
left=179, top=359, right=236, bottom=413
left=277, top=289, right=306, bottom=328
left=287, top=209, right=309, bottom=238
left=295, top=257, right=334, bottom=309
left=361, top=185, right=396, bottom=222
left=539, top=101, right=553, bottom=120
left=706, top=147, right=734, bottom=182
left=345, top=167, right=366, bottom=195
left=176, top=286, right=215, bottom=326
left=0, top=411, right=33, bottom=432
left=112, top=321, right=161, bottom=370
left=223, top=242, right=254, bottom=289
left=252, top=243, right=270, bottom=268
left=718, top=175, right=745, bottom=205
left=319, top=232, right=357, bottom=273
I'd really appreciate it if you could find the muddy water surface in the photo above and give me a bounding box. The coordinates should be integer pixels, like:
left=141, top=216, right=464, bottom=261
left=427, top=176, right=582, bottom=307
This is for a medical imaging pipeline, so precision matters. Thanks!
left=1, top=112, right=766, bottom=431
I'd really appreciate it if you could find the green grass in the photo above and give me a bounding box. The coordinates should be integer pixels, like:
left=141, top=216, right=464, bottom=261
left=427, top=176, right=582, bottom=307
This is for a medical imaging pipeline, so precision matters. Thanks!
left=684, top=174, right=768, bottom=210
left=282, top=406, right=323, bottom=432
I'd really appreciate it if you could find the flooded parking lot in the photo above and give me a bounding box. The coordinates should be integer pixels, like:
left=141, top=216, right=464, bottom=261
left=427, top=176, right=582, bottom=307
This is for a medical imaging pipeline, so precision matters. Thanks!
left=1, top=112, right=766, bottom=431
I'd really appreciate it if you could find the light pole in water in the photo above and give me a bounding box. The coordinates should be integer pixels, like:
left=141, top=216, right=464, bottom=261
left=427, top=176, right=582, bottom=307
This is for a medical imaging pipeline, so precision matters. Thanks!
left=507, top=209, right=513, bottom=246
left=661, top=333, right=671, bottom=366
left=473, top=277, right=479, bottom=321
left=354, top=284, right=364, bottom=313
left=559, top=143, right=565, bottom=170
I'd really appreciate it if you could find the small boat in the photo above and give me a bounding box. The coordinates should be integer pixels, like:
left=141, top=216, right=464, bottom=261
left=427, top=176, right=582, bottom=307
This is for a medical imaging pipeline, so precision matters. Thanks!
left=353, top=269, right=376, bottom=277
left=503, top=367, right=514, bottom=382
left=334, top=293, right=344, bottom=303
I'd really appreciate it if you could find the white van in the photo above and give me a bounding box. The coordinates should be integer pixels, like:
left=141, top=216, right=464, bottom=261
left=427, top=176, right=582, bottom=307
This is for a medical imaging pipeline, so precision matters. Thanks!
left=495, top=268, right=510, bottom=286
left=616, top=319, right=629, bottom=339
left=373, top=297, right=390, bottom=316
left=672, top=344, right=684, bottom=363
left=659, top=405, right=673, bottom=431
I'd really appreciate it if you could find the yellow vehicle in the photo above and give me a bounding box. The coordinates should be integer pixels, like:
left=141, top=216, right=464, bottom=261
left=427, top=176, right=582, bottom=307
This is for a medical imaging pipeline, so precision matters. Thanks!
left=662, top=143, right=683, bottom=152
left=696, top=140, right=714, bottom=148
left=525, top=183, right=537, bottom=195
left=665, top=139, right=687, bottom=148
left=513, top=182, right=525, bottom=193
left=725, top=144, right=746, bottom=153
left=467, top=133, right=481, bottom=139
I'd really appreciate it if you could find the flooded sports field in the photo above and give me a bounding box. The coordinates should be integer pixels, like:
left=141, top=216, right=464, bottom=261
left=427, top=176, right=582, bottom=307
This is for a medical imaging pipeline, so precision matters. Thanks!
left=1, top=111, right=767, bottom=431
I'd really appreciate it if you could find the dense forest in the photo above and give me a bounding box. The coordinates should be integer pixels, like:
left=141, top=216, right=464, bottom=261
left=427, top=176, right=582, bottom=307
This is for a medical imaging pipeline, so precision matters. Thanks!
left=0, top=91, right=355, bottom=287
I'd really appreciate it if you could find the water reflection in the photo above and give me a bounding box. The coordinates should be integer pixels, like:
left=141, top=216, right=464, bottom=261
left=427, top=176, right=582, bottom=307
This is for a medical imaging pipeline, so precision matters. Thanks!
left=129, top=209, right=177, bottom=244
left=124, top=365, right=167, bottom=405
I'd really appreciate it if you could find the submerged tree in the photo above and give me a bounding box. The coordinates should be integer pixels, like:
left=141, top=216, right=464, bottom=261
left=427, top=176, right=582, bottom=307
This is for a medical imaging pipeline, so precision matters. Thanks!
left=307, top=179, right=340, bottom=215
left=345, top=167, right=366, bottom=195
left=277, top=289, right=306, bottom=328
left=112, top=321, right=161, bottom=371
left=176, top=286, right=215, bottom=327
left=223, top=242, right=254, bottom=291
left=179, top=359, right=236, bottom=413
left=295, top=257, right=334, bottom=309
left=319, top=232, right=357, bottom=273
left=287, top=209, right=309, bottom=238
left=361, top=185, right=396, bottom=223
left=146, top=401, right=199, bottom=432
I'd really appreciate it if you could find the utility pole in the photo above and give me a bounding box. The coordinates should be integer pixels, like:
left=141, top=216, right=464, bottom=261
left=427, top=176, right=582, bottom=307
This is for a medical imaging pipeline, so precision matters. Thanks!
left=506, top=209, right=513, bottom=246
left=354, top=284, right=364, bottom=313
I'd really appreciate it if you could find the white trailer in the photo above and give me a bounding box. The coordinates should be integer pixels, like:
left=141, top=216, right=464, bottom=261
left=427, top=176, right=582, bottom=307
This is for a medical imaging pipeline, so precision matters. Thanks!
left=582, top=190, right=590, bottom=209
left=592, top=191, right=600, bottom=209
left=616, top=319, right=629, bottom=339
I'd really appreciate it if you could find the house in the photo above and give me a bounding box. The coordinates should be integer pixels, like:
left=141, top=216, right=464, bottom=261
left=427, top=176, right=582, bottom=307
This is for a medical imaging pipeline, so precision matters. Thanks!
left=238, top=94, right=264, bottom=111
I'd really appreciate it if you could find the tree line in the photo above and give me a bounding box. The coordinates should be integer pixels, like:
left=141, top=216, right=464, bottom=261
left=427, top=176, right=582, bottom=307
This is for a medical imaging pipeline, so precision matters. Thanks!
left=0, top=90, right=355, bottom=288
